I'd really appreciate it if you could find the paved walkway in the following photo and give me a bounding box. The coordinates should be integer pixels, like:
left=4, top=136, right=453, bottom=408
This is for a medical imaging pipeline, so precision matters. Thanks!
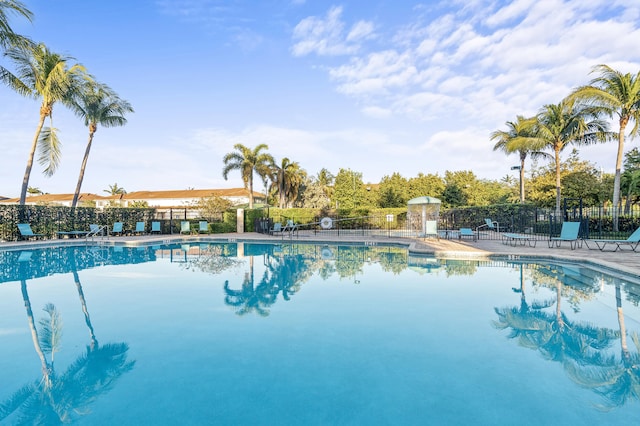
left=2, top=231, right=639, bottom=277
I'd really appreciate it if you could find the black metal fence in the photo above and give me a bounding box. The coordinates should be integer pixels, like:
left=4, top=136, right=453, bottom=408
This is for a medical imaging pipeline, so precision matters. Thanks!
left=256, top=202, right=640, bottom=241
left=4, top=202, right=640, bottom=242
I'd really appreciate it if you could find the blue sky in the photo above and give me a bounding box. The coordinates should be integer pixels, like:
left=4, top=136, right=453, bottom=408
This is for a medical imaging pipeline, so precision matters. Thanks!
left=1, top=0, right=640, bottom=197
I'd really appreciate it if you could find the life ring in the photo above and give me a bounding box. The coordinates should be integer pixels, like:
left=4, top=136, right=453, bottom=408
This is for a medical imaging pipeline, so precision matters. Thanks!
left=320, top=217, right=333, bottom=229
left=321, top=246, right=333, bottom=259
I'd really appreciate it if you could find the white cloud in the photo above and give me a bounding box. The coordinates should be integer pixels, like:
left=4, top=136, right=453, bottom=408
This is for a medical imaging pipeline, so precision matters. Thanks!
left=291, top=6, right=375, bottom=56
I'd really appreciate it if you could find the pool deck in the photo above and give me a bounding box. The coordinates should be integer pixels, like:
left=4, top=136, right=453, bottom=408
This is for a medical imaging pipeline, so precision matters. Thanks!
left=2, top=231, right=639, bottom=277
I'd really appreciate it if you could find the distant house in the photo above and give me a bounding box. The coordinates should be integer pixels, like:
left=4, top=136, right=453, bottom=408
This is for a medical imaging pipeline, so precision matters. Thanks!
left=0, top=193, right=112, bottom=207
left=120, top=188, right=265, bottom=208
left=0, top=188, right=265, bottom=209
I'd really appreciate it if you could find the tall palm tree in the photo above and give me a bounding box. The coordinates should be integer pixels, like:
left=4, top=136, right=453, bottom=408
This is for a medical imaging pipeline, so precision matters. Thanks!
left=569, top=65, right=640, bottom=231
left=491, top=115, right=549, bottom=203
left=2, top=42, right=87, bottom=204
left=69, top=82, right=133, bottom=208
left=512, top=98, right=609, bottom=216
left=222, top=143, right=274, bottom=208
left=272, top=157, right=306, bottom=208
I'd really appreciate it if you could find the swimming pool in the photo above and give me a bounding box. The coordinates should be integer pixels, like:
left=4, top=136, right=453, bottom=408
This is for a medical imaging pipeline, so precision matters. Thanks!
left=1, top=242, right=639, bottom=425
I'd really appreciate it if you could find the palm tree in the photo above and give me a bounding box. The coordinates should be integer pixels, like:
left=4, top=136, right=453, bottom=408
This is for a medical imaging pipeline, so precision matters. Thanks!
left=272, top=157, right=306, bottom=208
left=512, top=98, right=609, bottom=216
left=103, top=182, right=126, bottom=195
left=569, top=65, right=640, bottom=231
left=0, top=0, right=32, bottom=53
left=2, top=42, right=87, bottom=205
left=222, top=143, right=274, bottom=209
left=69, top=82, right=133, bottom=208
left=491, top=115, right=549, bottom=203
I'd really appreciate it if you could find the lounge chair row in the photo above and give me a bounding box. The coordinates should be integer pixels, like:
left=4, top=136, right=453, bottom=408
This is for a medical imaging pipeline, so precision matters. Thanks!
left=17, top=220, right=212, bottom=240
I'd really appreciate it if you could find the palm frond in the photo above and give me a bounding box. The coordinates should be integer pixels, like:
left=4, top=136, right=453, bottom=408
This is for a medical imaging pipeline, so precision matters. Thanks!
left=37, top=126, right=62, bottom=176
left=38, top=303, right=63, bottom=359
left=0, top=382, right=36, bottom=422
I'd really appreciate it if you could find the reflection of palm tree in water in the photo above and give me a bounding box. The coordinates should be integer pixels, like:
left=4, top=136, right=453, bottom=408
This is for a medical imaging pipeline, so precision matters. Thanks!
left=73, top=269, right=98, bottom=350
left=266, top=254, right=312, bottom=301
left=565, top=280, right=640, bottom=409
left=224, top=257, right=277, bottom=316
left=494, top=265, right=640, bottom=410
left=0, top=251, right=135, bottom=423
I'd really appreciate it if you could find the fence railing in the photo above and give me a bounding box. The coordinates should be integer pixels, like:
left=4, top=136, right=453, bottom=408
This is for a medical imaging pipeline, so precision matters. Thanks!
left=3, top=203, right=640, bottom=242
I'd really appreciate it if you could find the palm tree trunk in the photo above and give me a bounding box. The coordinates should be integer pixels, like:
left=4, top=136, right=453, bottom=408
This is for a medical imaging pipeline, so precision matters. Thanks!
left=73, top=270, right=98, bottom=350
left=19, top=114, right=47, bottom=205
left=519, top=155, right=526, bottom=203
left=615, top=283, right=629, bottom=360
left=248, top=177, right=254, bottom=209
left=71, top=132, right=95, bottom=208
left=612, top=122, right=627, bottom=232
left=554, top=146, right=562, bottom=218
left=20, top=280, right=52, bottom=387
left=278, top=170, right=286, bottom=209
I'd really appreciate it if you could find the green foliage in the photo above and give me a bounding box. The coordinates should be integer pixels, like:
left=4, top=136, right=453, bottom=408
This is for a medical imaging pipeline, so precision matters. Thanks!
left=268, top=207, right=320, bottom=225
left=407, top=173, right=445, bottom=200
left=196, top=195, right=232, bottom=221
left=333, top=168, right=373, bottom=209
left=528, top=152, right=612, bottom=207
left=378, top=173, right=409, bottom=208
left=128, top=200, right=149, bottom=208
left=441, top=184, right=467, bottom=207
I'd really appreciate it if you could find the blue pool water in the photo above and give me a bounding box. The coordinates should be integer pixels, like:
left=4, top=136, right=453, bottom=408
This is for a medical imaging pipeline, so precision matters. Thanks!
left=1, top=242, right=639, bottom=425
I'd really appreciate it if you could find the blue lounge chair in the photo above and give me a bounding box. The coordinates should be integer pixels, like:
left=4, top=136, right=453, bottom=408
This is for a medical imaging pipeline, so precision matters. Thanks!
left=270, top=222, right=283, bottom=235
left=112, top=222, right=124, bottom=236
left=17, top=223, right=45, bottom=240
left=180, top=221, right=191, bottom=234
left=548, top=221, right=582, bottom=249
left=459, top=228, right=477, bottom=241
left=198, top=221, right=209, bottom=234
left=476, top=218, right=499, bottom=237
left=57, top=228, right=90, bottom=238
left=134, top=221, right=146, bottom=235
left=151, top=221, right=161, bottom=234
left=586, top=226, right=640, bottom=252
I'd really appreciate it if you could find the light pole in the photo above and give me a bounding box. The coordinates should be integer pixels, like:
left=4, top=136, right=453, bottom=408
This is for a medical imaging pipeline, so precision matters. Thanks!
left=511, top=165, right=523, bottom=203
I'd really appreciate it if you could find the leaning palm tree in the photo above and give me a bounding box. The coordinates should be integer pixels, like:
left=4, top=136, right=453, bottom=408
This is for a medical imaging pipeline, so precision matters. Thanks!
left=569, top=65, right=640, bottom=231
left=69, top=81, right=133, bottom=208
left=222, top=143, right=274, bottom=208
left=2, top=42, right=87, bottom=205
left=491, top=115, right=549, bottom=203
left=511, top=98, right=609, bottom=216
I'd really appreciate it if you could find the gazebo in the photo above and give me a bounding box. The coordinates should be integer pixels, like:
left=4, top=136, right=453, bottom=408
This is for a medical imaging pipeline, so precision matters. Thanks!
left=407, top=196, right=441, bottom=237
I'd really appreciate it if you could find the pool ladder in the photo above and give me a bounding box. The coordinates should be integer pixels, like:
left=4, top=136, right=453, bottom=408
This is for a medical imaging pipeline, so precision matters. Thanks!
left=85, top=225, right=109, bottom=243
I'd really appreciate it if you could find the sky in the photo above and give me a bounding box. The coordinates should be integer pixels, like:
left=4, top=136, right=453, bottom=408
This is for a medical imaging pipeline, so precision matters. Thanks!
left=1, top=0, right=640, bottom=198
